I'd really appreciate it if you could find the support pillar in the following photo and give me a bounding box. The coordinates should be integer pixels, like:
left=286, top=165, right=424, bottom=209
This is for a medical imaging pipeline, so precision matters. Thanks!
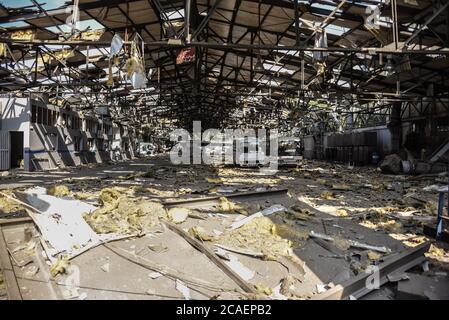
left=388, top=102, right=402, bottom=154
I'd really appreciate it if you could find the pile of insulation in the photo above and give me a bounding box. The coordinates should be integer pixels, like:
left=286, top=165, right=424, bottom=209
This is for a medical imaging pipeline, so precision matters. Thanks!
left=47, top=185, right=71, bottom=197
left=0, top=190, right=25, bottom=213
left=217, top=217, right=293, bottom=260
left=83, top=188, right=167, bottom=235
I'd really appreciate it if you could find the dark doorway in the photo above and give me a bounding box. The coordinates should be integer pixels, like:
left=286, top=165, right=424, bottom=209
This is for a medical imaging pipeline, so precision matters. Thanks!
left=10, top=131, right=24, bottom=168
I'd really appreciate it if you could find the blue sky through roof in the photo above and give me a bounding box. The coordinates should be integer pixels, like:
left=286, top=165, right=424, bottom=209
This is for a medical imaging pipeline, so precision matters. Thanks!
left=1, top=0, right=66, bottom=10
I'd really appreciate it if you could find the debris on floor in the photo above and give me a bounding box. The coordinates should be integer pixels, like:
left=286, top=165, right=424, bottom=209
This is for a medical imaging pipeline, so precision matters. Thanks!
left=83, top=188, right=167, bottom=235
left=0, top=190, right=25, bottom=216
left=218, top=216, right=292, bottom=260
left=167, top=207, right=190, bottom=224
left=396, top=273, right=449, bottom=300
left=0, top=157, right=447, bottom=300
left=50, top=255, right=69, bottom=277
left=47, top=185, right=71, bottom=197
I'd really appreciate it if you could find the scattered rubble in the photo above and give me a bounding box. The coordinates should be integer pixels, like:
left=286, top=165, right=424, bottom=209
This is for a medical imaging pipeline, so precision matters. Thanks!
left=380, top=154, right=403, bottom=174
left=0, top=190, right=25, bottom=214
left=47, top=185, right=71, bottom=197
left=50, top=255, right=69, bottom=277
left=189, top=226, right=215, bottom=241
left=83, top=188, right=167, bottom=234
left=218, top=216, right=292, bottom=260
left=167, top=207, right=190, bottom=224
left=0, top=157, right=447, bottom=300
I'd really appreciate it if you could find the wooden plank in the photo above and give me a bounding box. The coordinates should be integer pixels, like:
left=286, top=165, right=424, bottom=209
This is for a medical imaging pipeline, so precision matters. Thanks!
left=0, top=226, right=22, bottom=300
left=163, top=221, right=258, bottom=294
left=0, top=217, right=33, bottom=226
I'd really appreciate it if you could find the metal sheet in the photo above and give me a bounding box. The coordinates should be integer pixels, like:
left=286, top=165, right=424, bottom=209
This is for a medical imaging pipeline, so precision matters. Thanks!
left=312, top=242, right=430, bottom=300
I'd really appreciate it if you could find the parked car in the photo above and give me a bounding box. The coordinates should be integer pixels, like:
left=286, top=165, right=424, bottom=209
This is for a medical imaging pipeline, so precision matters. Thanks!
left=236, top=138, right=266, bottom=167
left=278, top=138, right=302, bottom=167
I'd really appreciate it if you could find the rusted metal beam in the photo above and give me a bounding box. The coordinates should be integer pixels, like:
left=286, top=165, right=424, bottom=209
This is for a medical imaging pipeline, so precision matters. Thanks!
left=191, top=0, right=223, bottom=41
left=163, top=220, right=257, bottom=294
left=2, top=37, right=448, bottom=55
left=164, top=188, right=288, bottom=209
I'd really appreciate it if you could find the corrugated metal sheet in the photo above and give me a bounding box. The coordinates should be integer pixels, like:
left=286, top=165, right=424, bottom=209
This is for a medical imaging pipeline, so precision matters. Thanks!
left=0, top=131, right=11, bottom=171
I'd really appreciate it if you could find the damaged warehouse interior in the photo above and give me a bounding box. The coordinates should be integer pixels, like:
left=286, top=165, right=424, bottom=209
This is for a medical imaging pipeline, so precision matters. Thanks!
left=0, top=0, right=448, bottom=302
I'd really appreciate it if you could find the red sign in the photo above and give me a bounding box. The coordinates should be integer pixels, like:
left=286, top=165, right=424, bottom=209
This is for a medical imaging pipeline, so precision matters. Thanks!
left=176, top=47, right=196, bottom=65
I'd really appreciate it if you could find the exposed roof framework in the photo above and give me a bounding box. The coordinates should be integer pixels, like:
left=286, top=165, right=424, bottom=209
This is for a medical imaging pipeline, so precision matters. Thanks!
left=0, top=0, right=448, bottom=130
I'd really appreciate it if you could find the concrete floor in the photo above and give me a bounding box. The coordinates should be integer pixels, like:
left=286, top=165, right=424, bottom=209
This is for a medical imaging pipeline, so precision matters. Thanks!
left=0, top=156, right=448, bottom=300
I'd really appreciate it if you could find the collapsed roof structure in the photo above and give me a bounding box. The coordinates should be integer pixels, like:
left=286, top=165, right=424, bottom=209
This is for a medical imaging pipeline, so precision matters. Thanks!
left=0, top=0, right=447, bottom=132
left=0, top=0, right=449, bottom=302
